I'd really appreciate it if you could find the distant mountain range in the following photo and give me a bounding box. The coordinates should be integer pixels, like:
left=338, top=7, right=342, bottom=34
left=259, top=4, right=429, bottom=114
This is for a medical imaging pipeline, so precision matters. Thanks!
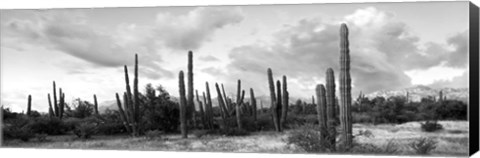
left=365, top=85, right=469, bottom=103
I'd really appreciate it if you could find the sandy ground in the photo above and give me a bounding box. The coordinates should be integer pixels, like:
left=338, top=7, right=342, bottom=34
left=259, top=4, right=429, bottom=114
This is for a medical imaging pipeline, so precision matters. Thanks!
left=2, top=121, right=469, bottom=156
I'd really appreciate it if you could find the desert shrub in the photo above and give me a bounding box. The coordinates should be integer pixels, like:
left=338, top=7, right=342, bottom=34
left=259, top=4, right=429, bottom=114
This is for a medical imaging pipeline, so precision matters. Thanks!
left=192, top=129, right=209, bottom=138
left=73, top=121, right=98, bottom=139
left=408, top=137, right=437, bottom=155
left=2, top=116, right=35, bottom=141
left=420, top=120, right=443, bottom=132
left=255, top=114, right=275, bottom=131
left=220, top=128, right=250, bottom=136
left=141, top=84, right=180, bottom=133
left=2, top=107, right=20, bottom=120
left=28, top=117, right=68, bottom=135
left=144, top=130, right=163, bottom=140
left=63, top=117, right=83, bottom=131
left=286, top=123, right=327, bottom=153
left=65, top=99, right=95, bottom=119
left=205, top=128, right=250, bottom=136
left=285, top=114, right=318, bottom=128
left=35, top=133, right=49, bottom=142
left=96, top=122, right=126, bottom=135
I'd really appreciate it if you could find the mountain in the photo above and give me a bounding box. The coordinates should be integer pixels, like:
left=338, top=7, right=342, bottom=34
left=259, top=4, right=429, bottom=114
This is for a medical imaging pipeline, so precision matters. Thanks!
left=365, top=85, right=469, bottom=103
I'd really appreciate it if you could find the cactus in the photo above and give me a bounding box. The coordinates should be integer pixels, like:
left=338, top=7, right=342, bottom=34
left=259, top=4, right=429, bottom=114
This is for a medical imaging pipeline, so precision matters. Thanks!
left=179, top=71, right=188, bottom=138
left=53, top=81, right=58, bottom=117
left=116, top=93, right=131, bottom=134
left=316, top=84, right=328, bottom=148
left=326, top=68, right=337, bottom=151
left=406, top=91, right=410, bottom=103
left=276, top=80, right=283, bottom=132
left=196, top=90, right=206, bottom=129
left=26, top=95, right=32, bottom=116
left=250, top=88, right=257, bottom=125
left=267, top=68, right=281, bottom=132
left=235, top=80, right=243, bottom=129
left=187, top=51, right=194, bottom=124
left=339, top=23, right=353, bottom=148
left=48, top=94, right=54, bottom=117
left=221, top=84, right=232, bottom=114
left=215, top=83, right=228, bottom=127
left=114, top=54, right=142, bottom=136
left=205, top=82, right=214, bottom=129
left=438, top=90, right=443, bottom=102
left=132, top=54, right=140, bottom=136
left=280, top=75, right=288, bottom=126
left=59, top=88, right=64, bottom=119
left=93, top=94, right=99, bottom=115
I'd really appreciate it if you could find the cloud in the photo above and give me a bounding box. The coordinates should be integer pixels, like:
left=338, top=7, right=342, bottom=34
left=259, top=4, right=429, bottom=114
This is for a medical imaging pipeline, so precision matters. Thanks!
left=222, top=7, right=467, bottom=99
left=153, top=7, right=244, bottom=50
left=2, top=7, right=244, bottom=80
left=429, top=70, right=469, bottom=89
left=199, top=55, right=220, bottom=62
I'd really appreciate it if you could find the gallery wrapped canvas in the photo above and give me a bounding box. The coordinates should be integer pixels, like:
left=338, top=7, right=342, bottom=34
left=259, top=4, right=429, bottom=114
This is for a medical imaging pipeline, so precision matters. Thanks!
left=0, top=1, right=479, bottom=157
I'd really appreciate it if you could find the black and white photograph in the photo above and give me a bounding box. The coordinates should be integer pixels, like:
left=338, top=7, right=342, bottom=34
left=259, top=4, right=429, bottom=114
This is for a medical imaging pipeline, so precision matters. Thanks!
left=1, top=1, right=479, bottom=157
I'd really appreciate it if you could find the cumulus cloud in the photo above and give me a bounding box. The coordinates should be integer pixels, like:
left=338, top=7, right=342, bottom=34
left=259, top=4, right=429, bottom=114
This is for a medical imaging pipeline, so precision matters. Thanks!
left=153, top=7, right=244, bottom=50
left=199, top=55, right=220, bottom=62
left=221, top=7, right=467, bottom=99
left=429, top=70, right=469, bottom=89
left=1, top=7, right=244, bottom=79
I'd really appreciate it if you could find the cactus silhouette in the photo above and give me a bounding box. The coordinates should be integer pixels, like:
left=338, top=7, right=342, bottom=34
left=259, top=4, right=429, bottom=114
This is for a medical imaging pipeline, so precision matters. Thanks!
left=326, top=68, right=337, bottom=151
left=316, top=84, right=328, bottom=149
left=339, top=23, right=352, bottom=148
left=26, top=95, right=32, bottom=116
left=179, top=71, right=188, bottom=138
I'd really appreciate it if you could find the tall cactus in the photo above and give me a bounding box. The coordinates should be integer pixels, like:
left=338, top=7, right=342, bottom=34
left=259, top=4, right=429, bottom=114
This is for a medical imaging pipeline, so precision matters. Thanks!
left=116, top=54, right=142, bottom=136
left=133, top=54, right=140, bottom=136
left=215, top=83, right=228, bottom=128
left=93, top=94, right=99, bottom=115
left=250, top=88, right=257, bottom=125
left=339, top=23, right=352, bottom=148
left=275, top=80, right=283, bottom=132
left=280, top=75, right=288, bottom=126
left=438, top=90, right=443, bottom=102
left=316, top=84, right=328, bottom=149
left=326, top=68, right=337, bottom=151
left=205, top=82, right=214, bottom=129
left=26, top=95, right=32, bottom=116
left=179, top=71, right=188, bottom=138
left=48, top=94, right=54, bottom=117
left=59, top=88, right=64, bottom=119
left=267, top=68, right=280, bottom=132
left=235, top=80, right=243, bottom=129
left=187, top=51, right=194, bottom=125
left=116, top=93, right=131, bottom=134
left=53, top=81, right=58, bottom=117
left=196, top=90, right=206, bottom=129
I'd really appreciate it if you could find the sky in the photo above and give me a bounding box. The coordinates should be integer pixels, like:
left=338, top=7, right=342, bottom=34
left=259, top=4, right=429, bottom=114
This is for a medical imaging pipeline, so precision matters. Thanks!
left=0, top=1, right=470, bottom=112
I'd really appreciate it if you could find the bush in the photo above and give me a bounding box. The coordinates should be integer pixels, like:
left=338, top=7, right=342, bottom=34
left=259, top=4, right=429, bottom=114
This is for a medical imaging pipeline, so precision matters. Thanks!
left=144, top=130, right=163, bottom=140
left=63, top=117, right=83, bottom=131
left=28, top=117, right=68, bottom=135
left=96, top=122, right=126, bottom=135
left=192, top=130, right=209, bottom=138
left=73, top=122, right=98, bottom=139
left=420, top=121, right=443, bottom=132
left=2, top=116, right=35, bottom=141
left=35, top=133, right=49, bottom=142
left=408, top=137, right=437, bottom=155
left=286, top=124, right=327, bottom=153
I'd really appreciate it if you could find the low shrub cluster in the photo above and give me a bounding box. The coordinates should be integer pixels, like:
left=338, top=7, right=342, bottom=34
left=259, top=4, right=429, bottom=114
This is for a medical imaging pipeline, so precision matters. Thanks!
left=420, top=120, right=443, bottom=132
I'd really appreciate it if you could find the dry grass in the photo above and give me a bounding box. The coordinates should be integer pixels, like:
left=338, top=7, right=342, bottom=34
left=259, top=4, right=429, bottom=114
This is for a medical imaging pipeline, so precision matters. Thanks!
left=3, top=121, right=469, bottom=156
